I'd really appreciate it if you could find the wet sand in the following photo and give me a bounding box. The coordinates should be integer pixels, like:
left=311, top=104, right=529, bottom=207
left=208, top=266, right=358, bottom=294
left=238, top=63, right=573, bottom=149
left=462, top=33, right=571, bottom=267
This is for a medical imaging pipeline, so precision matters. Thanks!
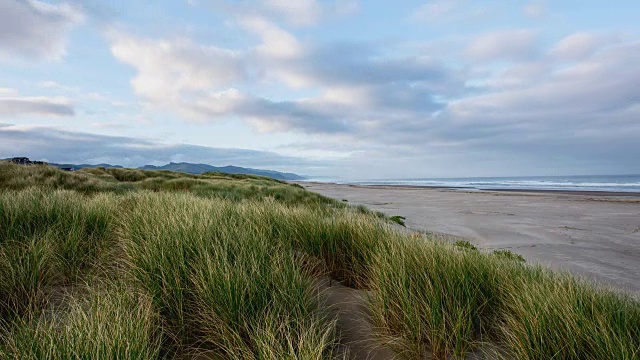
left=302, top=182, right=640, bottom=294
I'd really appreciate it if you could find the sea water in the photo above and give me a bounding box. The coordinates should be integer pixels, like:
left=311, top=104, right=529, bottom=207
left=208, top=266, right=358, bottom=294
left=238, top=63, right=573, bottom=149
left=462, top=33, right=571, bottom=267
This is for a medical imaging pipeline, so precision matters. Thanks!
left=339, top=174, right=640, bottom=193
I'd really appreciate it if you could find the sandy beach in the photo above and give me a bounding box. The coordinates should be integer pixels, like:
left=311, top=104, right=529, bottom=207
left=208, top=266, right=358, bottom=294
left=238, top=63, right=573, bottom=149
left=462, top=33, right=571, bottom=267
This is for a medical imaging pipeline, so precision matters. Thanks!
left=302, top=182, right=640, bottom=294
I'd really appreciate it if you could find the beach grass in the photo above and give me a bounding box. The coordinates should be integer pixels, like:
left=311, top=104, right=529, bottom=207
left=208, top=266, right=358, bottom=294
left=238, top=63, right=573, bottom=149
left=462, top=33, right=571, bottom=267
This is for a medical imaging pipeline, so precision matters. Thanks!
left=390, top=215, right=406, bottom=227
left=0, top=283, right=162, bottom=359
left=0, top=161, right=639, bottom=359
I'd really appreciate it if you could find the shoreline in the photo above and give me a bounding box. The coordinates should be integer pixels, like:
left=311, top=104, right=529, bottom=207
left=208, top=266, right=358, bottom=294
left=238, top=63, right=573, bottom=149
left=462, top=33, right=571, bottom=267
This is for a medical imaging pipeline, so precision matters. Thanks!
left=296, top=181, right=640, bottom=199
left=302, top=181, right=640, bottom=294
left=298, top=180, right=640, bottom=202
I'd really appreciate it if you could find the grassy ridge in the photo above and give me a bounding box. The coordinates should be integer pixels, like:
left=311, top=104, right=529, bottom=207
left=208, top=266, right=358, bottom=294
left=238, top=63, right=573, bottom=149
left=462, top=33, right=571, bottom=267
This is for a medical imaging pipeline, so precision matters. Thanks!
left=0, top=161, right=638, bottom=359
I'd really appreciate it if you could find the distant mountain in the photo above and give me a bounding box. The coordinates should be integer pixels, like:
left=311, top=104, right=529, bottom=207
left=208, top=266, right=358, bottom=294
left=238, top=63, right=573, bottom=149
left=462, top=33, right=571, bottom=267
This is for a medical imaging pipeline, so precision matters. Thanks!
left=5, top=157, right=305, bottom=181
left=139, top=162, right=305, bottom=181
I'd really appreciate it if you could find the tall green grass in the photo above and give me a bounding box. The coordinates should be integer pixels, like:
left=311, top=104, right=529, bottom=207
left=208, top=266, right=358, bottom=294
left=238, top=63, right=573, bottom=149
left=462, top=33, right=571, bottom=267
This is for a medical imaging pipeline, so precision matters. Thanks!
left=1, top=162, right=639, bottom=359
left=120, top=193, right=339, bottom=357
left=368, top=235, right=640, bottom=359
left=498, top=269, right=640, bottom=359
left=369, top=236, right=501, bottom=359
left=0, top=189, right=115, bottom=324
left=0, top=284, right=161, bottom=359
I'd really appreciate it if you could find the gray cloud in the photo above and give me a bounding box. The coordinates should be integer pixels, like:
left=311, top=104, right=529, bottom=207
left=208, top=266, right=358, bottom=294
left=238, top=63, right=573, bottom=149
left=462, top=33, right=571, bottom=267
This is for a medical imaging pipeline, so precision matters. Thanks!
left=0, top=96, right=75, bottom=117
left=239, top=96, right=351, bottom=134
left=0, top=125, right=321, bottom=172
left=0, top=0, right=83, bottom=60
left=164, top=89, right=350, bottom=134
left=294, top=43, right=449, bottom=86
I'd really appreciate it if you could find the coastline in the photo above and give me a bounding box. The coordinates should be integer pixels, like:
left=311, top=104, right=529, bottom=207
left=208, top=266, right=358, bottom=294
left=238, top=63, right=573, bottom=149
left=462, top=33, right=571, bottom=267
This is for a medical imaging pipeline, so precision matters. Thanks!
left=301, top=181, right=640, bottom=198
left=301, top=181, right=640, bottom=294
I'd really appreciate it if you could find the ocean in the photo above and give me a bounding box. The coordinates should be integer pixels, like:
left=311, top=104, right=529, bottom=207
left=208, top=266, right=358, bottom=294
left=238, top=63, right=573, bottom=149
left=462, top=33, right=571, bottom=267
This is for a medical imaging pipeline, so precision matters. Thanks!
left=334, top=174, right=640, bottom=193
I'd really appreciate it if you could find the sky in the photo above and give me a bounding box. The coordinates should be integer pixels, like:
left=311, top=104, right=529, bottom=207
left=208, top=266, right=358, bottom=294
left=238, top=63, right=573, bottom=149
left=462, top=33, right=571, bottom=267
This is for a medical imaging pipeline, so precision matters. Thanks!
left=1, top=0, right=639, bottom=179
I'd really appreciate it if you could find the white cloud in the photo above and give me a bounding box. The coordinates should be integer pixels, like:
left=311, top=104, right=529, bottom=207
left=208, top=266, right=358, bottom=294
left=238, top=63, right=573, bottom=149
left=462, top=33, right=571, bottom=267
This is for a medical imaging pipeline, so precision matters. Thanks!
left=239, top=16, right=302, bottom=59
left=0, top=88, right=18, bottom=96
left=37, top=80, right=79, bottom=92
left=0, top=0, right=84, bottom=60
left=0, top=96, right=74, bottom=117
left=245, top=0, right=358, bottom=26
left=549, top=32, right=616, bottom=60
left=466, top=29, right=538, bottom=62
left=201, top=0, right=358, bottom=27
left=263, top=0, right=322, bottom=27
left=109, top=32, right=246, bottom=103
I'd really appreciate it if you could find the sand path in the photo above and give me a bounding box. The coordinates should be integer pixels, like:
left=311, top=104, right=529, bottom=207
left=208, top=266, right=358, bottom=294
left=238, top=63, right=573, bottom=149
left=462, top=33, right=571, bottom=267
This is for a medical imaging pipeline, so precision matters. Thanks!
left=303, top=183, right=640, bottom=294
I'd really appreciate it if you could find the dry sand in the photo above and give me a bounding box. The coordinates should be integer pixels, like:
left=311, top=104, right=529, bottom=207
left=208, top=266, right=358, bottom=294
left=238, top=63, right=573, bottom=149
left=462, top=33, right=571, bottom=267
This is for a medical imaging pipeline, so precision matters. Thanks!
left=302, top=182, right=640, bottom=294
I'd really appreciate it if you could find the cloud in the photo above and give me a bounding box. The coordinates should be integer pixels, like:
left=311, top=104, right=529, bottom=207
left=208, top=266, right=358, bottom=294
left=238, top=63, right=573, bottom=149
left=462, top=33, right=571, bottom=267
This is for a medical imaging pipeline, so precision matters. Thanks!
left=466, top=29, right=538, bottom=62
left=459, top=42, right=640, bottom=119
left=0, top=96, right=75, bottom=117
left=0, top=124, right=320, bottom=171
left=0, top=0, right=84, bottom=60
left=410, top=0, right=493, bottom=24
left=239, top=16, right=303, bottom=58
left=206, top=0, right=358, bottom=27
left=109, top=20, right=455, bottom=134
left=549, top=32, right=617, bottom=60
left=262, top=0, right=322, bottom=26
left=261, top=0, right=359, bottom=26
left=403, top=41, right=640, bottom=174
left=109, top=32, right=246, bottom=102
left=177, top=89, right=350, bottom=134
left=108, top=29, right=348, bottom=134
left=0, top=88, right=19, bottom=96
left=238, top=96, right=350, bottom=133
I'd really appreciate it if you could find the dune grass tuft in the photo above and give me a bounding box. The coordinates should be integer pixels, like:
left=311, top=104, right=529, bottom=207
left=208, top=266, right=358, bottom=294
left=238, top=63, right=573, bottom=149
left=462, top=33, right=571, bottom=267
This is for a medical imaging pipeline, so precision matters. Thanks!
left=0, top=284, right=161, bottom=359
left=492, top=249, right=526, bottom=263
left=369, top=237, right=501, bottom=359
left=0, top=189, right=115, bottom=325
left=454, top=240, right=478, bottom=251
left=390, top=215, right=406, bottom=227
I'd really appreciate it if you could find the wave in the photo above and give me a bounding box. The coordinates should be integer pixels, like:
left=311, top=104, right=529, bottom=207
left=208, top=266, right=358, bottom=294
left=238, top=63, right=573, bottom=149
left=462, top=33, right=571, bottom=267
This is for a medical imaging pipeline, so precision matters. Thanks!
left=344, top=175, right=640, bottom=193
